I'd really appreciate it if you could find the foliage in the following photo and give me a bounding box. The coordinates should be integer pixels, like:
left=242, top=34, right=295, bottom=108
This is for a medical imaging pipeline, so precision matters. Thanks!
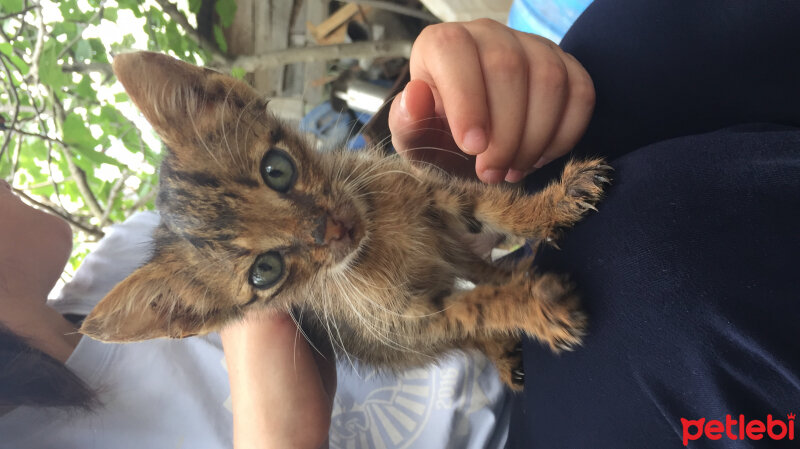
left=0, top=0, right=232, bottom=278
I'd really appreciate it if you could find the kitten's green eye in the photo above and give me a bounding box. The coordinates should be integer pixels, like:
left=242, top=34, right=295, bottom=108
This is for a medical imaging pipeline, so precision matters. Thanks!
left=261, top=149, right=296, bottom=193
left=249, top=251, right=284, bottom=289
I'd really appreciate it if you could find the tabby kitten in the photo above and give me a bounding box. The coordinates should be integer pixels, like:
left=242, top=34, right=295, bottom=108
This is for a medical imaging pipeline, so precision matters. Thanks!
left=81, top=52, right=610, bottom=390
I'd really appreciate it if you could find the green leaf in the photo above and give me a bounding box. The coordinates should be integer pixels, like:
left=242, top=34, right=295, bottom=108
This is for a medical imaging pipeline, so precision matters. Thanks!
left=0, top=139, right=15, bottom=178
left=0, top=0, right=23, bottom=12
left=30, top=184, right=55, bottom=197
left=231, top=66, right=246, bottom=80
left=87, top=38, right=109, bottom=63
left=0, top=43, right=29, bottom=75
left=165, top=21, right=184, bottom=54
left=215, top=0, right=237, bottom=28
left=188, top=0, right=202, bottom=14
left=103, top=6, right=118, bottom=21
left=39, top=44, right=70, bottom=89
left=59, top=0, right=91, bottom=21
left=114, top=93, right=129, bottom=103
left=213, top=24, right=227, bottom=53
left=51, top=22, right=78, bottom=39
left=75, top=39, right=92, bottom=61
left=74, top=76, right=95, bottom=99
left=117, top=0, right=142, bottom=17
left=63, top=113, right=98, bottom=150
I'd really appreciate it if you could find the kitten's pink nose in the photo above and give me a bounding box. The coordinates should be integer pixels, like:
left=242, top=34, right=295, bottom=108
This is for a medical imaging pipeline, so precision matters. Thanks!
left=324, top=215, right=353, bottom=244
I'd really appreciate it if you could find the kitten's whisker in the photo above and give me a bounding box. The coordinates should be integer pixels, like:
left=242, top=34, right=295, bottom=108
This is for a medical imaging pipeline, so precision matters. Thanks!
left=373, top=122, right=455, bottom=152
left=220, top=84, right=237, bottom=166
left=397, top=145, right=471, bottom=161
left=287, top=307, right=326, bottom=360
left=329, top=272, right=432, bottom=358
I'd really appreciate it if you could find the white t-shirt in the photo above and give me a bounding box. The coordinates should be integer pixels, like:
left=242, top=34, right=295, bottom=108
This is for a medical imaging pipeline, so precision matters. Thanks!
left=0, top=212, right=233, bottom=449
left=0, top=212, right=510, bottom=449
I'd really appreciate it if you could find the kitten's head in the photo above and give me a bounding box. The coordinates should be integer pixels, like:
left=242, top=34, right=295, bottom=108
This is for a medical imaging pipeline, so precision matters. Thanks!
left=81, top=52, right=367, bottom=342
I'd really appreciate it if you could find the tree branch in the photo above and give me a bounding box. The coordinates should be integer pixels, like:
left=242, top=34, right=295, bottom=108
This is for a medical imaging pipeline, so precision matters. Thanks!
left=3, top=126, right=66, bottom=146
left=224, top=40, right=412, bottom=72
left=27, top=1, right=45, bottom=84
left=11, top=186, right=105, bottom=240
left=99, top=170, right=129, bottom=226
left=153, top=0, right=231, bottom=65
left=60, top=147, right=106, bottom=222
left=56, top=3, right=105, bottom=60
left=62, top=61, right=113, bottom=76
left=127, top=188, right=157, bottom=217
left=0, top=54, right=21, bottom=162
left=0, top=3, right=40, bottom=22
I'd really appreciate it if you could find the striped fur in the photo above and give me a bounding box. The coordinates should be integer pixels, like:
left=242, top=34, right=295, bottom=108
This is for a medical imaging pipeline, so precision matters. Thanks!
left=80, top=52, right=611, bottom=390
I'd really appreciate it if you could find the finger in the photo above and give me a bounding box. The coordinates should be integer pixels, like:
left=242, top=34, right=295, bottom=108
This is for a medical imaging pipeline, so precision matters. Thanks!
left=504, top=33, right=570, bottom=181
left=388, top=79, right=438, bottom=159
left=410, top=23, right=489, bottom=156
left=535, top=51, right=595, bottom=168
left=462, top=19, right=530, bottom=184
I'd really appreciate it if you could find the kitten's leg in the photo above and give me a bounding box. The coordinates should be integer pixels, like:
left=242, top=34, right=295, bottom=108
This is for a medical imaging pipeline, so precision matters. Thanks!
left=445, top=158, right=612, bottom=242
left=430, top=270, right=586, bottom=353
left=470, top=333, right=525, bottom=391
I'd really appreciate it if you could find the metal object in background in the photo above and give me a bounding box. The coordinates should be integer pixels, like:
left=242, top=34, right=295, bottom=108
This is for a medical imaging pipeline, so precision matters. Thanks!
left=332, top=77, right=392, bottom=115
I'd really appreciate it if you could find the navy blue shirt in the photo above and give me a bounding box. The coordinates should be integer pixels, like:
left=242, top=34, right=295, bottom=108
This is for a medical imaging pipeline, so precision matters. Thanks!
left=509, top=1, right=800, bottom=448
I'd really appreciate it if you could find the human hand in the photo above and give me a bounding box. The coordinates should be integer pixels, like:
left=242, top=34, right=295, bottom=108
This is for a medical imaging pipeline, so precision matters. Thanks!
left=389, top=19, right=595, bottom=183
left=221, top=311, right=335, bottom=449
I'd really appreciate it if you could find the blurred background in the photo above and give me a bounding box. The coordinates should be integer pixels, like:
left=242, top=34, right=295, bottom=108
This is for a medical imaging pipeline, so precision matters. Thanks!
left=0, top=0, right=590, bottom=286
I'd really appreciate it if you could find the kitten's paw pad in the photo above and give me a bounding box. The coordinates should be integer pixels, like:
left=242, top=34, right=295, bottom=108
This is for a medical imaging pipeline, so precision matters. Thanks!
left=529, top=273, right=587, bottom=354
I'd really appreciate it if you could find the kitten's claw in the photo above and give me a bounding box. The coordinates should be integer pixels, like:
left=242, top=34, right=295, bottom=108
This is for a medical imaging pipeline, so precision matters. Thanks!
left=511, top=368, right=525, bottom=385
left=594, top=175, right=611, bottom=184
left=541, top=159, right=611, bottom=244
left=544, top=236, right=561, bottom=250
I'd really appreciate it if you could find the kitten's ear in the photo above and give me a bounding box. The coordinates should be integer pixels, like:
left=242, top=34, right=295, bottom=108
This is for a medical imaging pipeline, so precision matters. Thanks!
left=80, top=256, right=233, bottom=343
left=111, top=51, right=260, bottom=147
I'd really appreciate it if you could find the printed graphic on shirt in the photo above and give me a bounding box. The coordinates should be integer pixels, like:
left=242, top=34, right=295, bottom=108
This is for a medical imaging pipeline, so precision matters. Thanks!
left=329, top=352, right=504, bottom=449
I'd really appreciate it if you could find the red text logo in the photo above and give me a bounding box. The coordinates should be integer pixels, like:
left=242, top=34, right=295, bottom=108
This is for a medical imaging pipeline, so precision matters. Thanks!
left=681, top=413, right=795, bottom=446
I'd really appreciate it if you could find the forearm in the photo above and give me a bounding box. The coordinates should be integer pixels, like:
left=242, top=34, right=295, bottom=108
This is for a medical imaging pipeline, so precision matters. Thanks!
left=221, top=312, right=333, bottom=449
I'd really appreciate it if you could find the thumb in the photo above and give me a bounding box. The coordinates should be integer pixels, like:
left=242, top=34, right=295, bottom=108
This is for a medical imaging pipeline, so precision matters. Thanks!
left=389, top=79, right=437, bottom=158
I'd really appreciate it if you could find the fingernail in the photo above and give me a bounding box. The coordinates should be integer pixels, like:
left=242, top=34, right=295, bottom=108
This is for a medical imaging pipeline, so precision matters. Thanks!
left=505, top=169, right=525, bottom=183
left=481, top=169, right=506, bottom=184
left=462, top=127, right=488, bottom=154
left=534, top=157, right=550, bottom=168
left=399, top=87, right=410, bottom=118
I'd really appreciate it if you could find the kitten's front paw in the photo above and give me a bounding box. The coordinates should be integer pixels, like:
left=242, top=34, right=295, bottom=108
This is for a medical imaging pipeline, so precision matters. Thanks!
left=479, top=336, right=526, bottom=392
left=526, top=272, right=587, bottom=353
left=546, top=159, right=612, bottom=244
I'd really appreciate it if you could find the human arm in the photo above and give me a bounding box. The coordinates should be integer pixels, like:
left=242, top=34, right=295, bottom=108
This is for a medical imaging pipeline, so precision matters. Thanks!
left=220, top=312, right=336, bottom=449
left=387, top=19, right=596, bottom=183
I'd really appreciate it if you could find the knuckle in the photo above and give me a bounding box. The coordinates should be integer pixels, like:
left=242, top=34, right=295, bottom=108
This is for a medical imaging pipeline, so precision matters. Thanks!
left=470, top=17, right=502, bottom=29
left=533, top=60, right=568, bottom=92
left=572, top=75, right=596, bottom=108
left=484, top=49, right=526, bottom=78
left=418, top=23, right=471, bottom=48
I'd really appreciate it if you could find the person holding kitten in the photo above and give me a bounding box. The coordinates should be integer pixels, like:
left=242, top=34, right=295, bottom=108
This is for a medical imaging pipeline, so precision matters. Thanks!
left=1, top=1, right=798, bottom=449
left=394, top=0, right=800, bottom=447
